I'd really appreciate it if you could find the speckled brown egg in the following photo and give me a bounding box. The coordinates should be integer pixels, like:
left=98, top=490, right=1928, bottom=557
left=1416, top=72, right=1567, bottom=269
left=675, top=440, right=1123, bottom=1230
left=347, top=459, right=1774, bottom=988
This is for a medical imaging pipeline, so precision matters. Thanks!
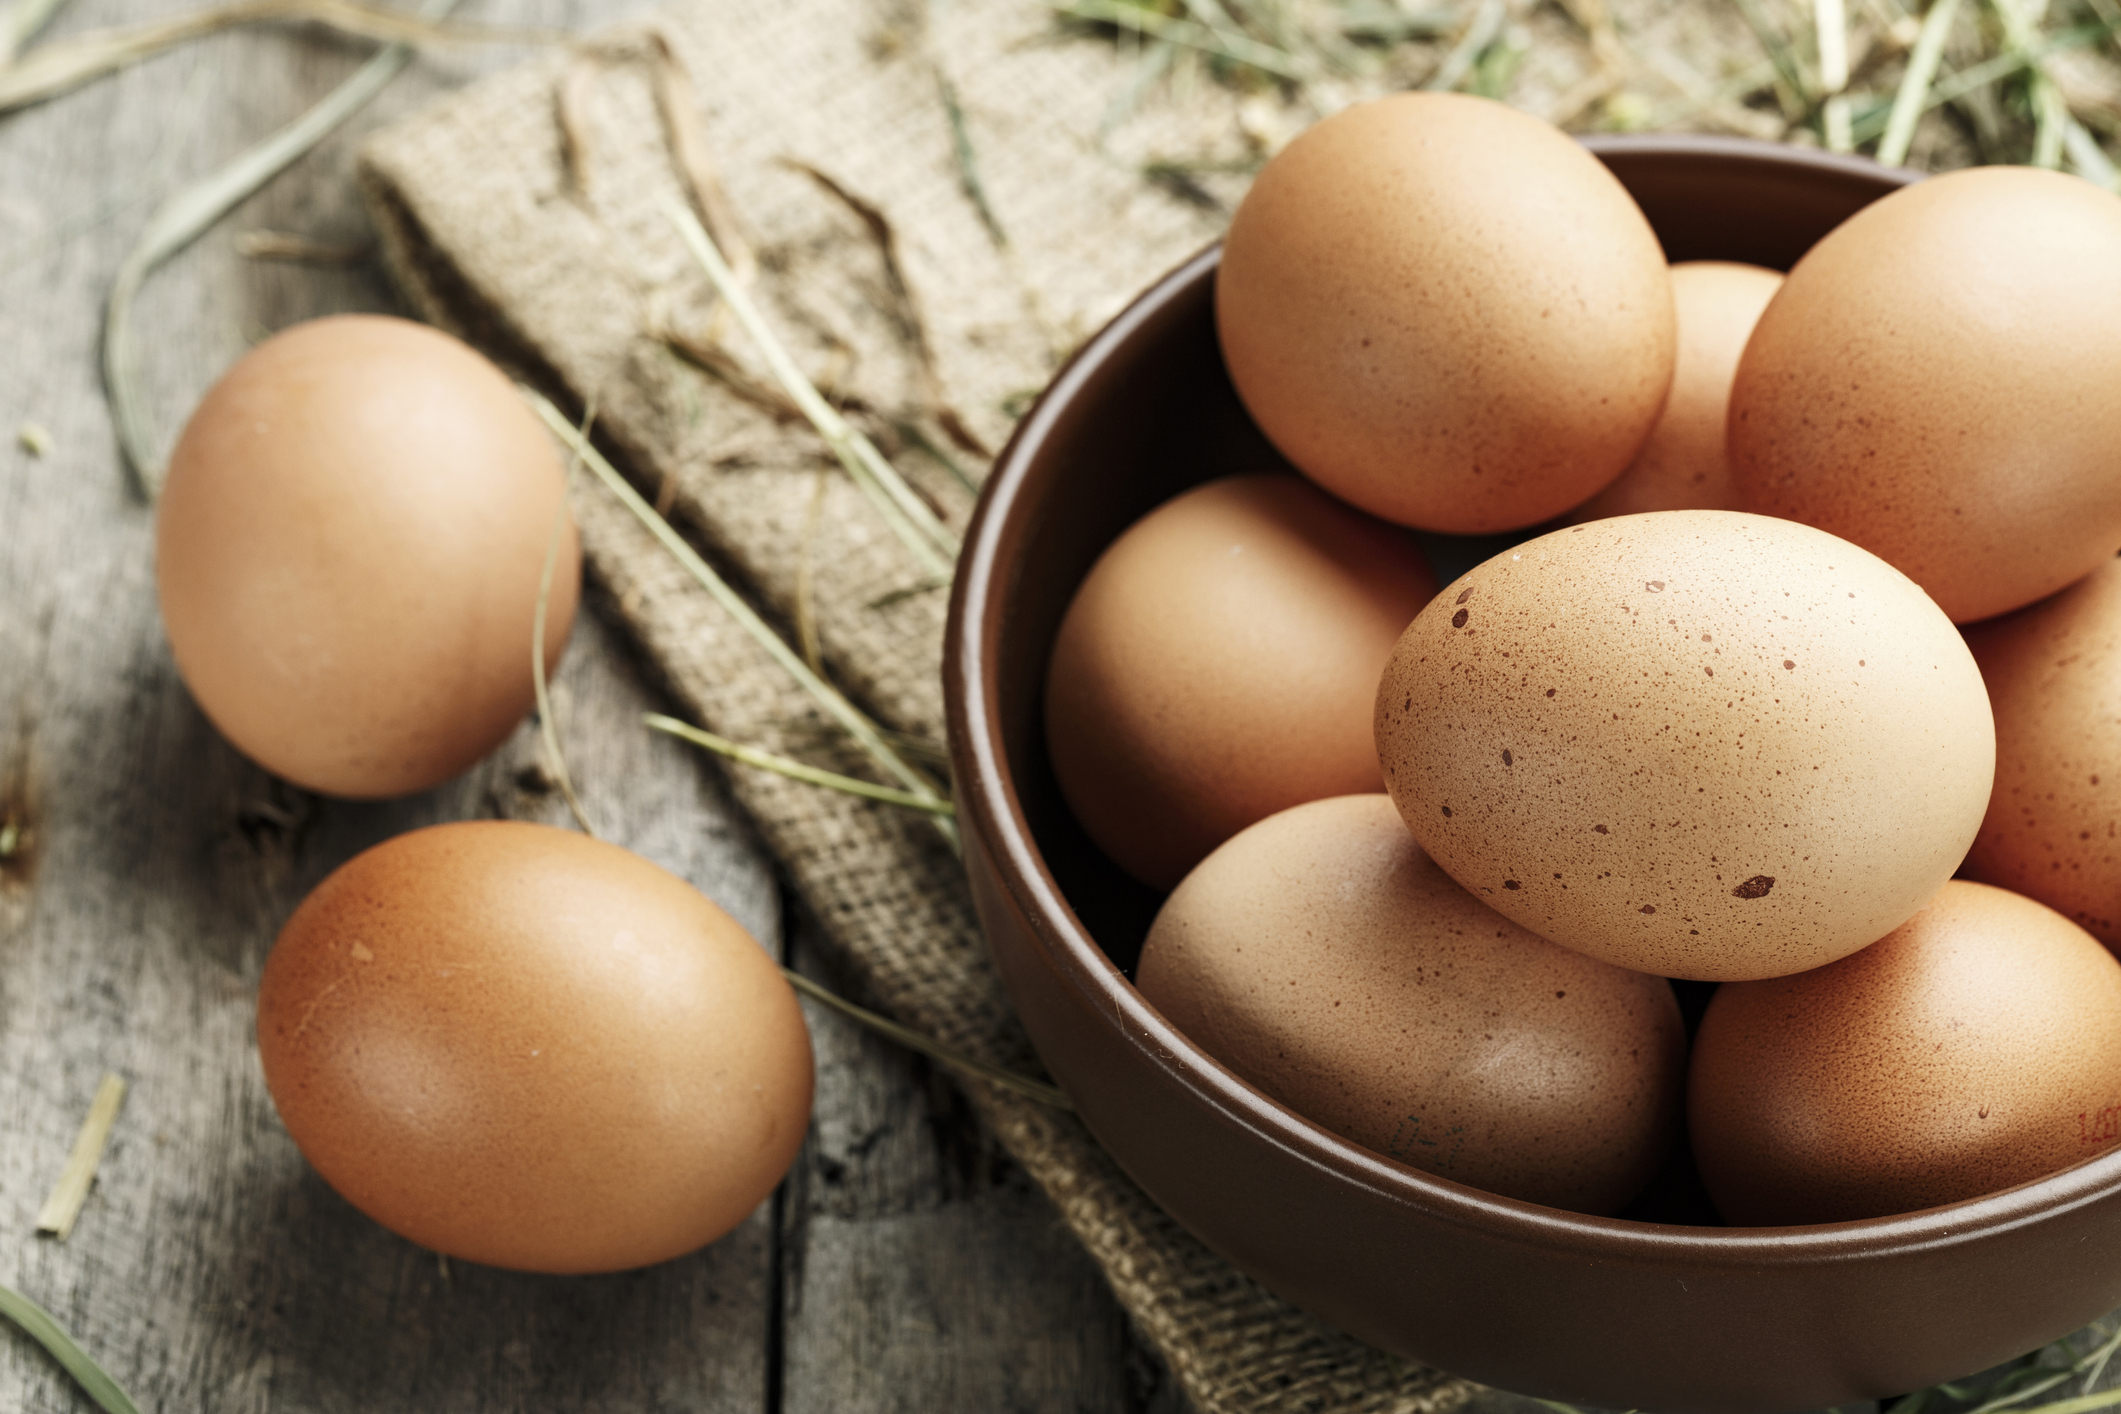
left=1962, top=557, right=2121, bottom=948
left=1728, top=167, right=2121, bottom=624
left=1689, top=880, right=2121, bottom=1225
left=1137, top=794, right=1684, bottom=1215
left=1046, top=473, right=1436, bottom=890
left=1568, top=262, right=1782, bottom=523
left=1375, top=510, right=1994, bottom=981
left=257, top=820, right=813, bottom=1273
left=1215, top=92, right=1675, bottom=534
left=157, top=314, right=578, bottom=798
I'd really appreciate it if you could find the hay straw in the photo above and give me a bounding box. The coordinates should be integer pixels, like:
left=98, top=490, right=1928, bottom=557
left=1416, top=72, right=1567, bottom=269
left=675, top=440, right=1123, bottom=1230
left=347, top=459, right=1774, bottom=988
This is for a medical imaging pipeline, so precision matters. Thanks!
left=103, top=0, right=465, bottom=499
left=34, top=1072, right=126, bottom=1240
left=661, top=198, right=961, bottom=582
left=0, top=0, right=70, bottom=65
left=645, top=713, right=956, bottom=815
left=0, top=1283, right=140, bottom=1414
left=233, top=230, right=372, bottom=263
left=534, top=424, right=596, bottom=837
left=1877, top=0, right=1960, bottom=164
left=0, top=0, right=557, bottom=115
left=524, top=390, right=959, bottom=851
left=1816, top=0, right=1854, bottom=149
left=1424, top=0, right=1503, bottom=91
left=1050, top=0, right=1306, bottom=79
left=779, top=965, right=1070, bottom=1107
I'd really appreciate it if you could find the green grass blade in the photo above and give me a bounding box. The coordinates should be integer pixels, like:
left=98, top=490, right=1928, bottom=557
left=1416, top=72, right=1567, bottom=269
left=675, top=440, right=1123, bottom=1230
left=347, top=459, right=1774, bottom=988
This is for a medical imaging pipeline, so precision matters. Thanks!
left=0, top=1282, right=142, bottom=1414
left=103, top=0, right=465, bottom=500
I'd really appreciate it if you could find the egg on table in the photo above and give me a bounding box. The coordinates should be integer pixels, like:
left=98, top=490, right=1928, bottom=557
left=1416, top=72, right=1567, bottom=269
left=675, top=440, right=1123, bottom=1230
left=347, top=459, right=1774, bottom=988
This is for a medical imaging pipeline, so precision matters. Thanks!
left=156, top=314, right=579, bottom=798
left=256, top=820, right=814, bottom=1273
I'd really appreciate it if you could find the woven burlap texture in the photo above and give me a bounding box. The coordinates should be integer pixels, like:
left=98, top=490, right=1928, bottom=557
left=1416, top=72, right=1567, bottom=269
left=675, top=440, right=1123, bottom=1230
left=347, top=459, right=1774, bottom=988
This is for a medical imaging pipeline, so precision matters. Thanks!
left=357, top=2, right=1480, bottom=1409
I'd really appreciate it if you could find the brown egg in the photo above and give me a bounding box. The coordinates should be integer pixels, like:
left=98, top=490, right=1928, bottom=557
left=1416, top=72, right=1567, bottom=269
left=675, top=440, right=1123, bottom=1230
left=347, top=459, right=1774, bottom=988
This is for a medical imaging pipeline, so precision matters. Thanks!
left=1729, top=167, right=2121, bottom=624
left=1567, top=262, right=1782, bottom=523
left=157, top=314, right=578, bottom=798
left=1046, top=473, right=1436, bottom=890
left=1375, top=511, right=1994, bottom=981
left=1963, top=558, right=2121, bottom=947
left=257, top=821, right=813, bottom=1273
left=1215, top=92, right=1675, bottom=534
left=1689, top=880, right=2121, bottom=1225
left=1137, top=794, right=1685, bottom=1215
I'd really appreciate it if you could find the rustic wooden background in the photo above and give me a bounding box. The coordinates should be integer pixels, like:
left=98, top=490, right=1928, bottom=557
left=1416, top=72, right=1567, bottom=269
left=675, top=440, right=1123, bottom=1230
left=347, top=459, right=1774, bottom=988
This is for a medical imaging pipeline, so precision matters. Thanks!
left=0, top=0, right=1210, bottom=1407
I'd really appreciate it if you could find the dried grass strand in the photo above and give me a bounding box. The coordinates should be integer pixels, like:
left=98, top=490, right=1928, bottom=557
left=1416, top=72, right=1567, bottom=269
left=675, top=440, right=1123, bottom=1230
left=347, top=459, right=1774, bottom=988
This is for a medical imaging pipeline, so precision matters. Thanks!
left=524, top=390, right=958, bottom=851
left=534, top=402, right=596, bottom=837
left=645, top=713, right=955, bottom=815
left=103, top=0, right=464, bottom=499
left=559, top=27, right=756, bottom=288
left=1878, top=0, right=1961, bottom=164
left=0, top=0, right=557, bottom=115
left=777, top=967, right=1070, bottom=1108
left=0, top=0, right=71, bottom=65
left=784, top=158, right=994, bottom=461
left=662, top=198, right=961, bottom=581
left=1050, top=0, right=1305, bottom=79
left=34, top=1072, right=126, bottom=1241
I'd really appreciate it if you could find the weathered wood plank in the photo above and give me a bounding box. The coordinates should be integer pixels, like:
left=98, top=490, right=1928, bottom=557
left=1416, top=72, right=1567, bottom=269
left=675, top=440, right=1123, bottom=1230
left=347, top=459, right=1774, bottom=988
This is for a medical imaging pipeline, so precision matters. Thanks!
left=0, top=1, right=1189, bottom=1409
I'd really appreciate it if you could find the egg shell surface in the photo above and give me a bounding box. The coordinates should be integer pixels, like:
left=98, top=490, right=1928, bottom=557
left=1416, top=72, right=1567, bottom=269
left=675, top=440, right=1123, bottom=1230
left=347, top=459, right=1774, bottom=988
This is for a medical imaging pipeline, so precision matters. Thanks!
left=156, top=314, right=579, bottom=799
left=1375, top=510, right=1995, bottom=981
left=1728, top=166, right=2121, bottom=624
left=1215, top=91, right=1675, bottom=534
left=1137, top=794, right=1685, bottom=1215
left=1963, top=557, right=2121, bottom=948
left=1689, top=880, right=2121, bottom=1226
left=256, top=820, right=814, bottom=1274
left=1045, top=473, right=1435, bottom=890
left=1568, top=262, right=1782, bottom=523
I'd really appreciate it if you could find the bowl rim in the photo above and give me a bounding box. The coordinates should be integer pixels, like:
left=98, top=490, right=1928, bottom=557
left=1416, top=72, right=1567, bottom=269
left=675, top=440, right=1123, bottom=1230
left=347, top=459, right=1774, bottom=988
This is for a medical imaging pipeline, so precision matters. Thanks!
left=948, top=130, right=2121, bottom=1267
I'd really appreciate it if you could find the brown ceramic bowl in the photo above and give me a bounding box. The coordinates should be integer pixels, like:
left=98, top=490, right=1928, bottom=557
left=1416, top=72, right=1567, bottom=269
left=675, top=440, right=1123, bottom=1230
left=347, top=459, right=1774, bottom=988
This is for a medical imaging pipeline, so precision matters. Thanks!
left=944, top=134, right=2121, bottom=1413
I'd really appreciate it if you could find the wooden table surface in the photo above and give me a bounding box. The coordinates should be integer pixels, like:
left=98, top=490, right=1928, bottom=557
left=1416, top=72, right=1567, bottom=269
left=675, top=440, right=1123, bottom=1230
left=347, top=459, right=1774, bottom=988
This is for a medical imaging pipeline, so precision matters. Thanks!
left=0, top=2, right=1203, bottom=1408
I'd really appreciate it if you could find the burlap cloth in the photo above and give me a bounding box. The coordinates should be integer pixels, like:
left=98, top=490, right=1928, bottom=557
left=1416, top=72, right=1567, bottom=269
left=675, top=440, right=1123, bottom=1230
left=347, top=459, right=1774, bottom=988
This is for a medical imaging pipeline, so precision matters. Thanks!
left=352, top=4, right=1771, bottom=1407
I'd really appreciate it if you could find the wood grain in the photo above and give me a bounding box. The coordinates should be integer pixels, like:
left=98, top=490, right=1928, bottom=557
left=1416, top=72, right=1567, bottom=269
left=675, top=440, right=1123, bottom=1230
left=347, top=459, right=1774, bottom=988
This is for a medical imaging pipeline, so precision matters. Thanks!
left=0, top=1, right=1178, bottom=1408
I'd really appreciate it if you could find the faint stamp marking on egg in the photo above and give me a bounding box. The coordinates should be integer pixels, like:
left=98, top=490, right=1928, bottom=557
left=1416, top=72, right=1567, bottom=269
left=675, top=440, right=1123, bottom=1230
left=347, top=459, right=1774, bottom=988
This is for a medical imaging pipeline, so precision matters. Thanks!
left=1733, top=876, right=1776, bottom=899
left=2079, top=1105, right=2121, bottom=1145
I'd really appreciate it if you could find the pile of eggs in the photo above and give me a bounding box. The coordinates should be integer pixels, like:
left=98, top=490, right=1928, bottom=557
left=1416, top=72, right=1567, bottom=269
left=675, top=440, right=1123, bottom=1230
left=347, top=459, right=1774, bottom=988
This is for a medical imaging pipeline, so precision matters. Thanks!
left=155, top=315, right=814, bottom=1273
left=1046, top=92, right=2121, bottom=1225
